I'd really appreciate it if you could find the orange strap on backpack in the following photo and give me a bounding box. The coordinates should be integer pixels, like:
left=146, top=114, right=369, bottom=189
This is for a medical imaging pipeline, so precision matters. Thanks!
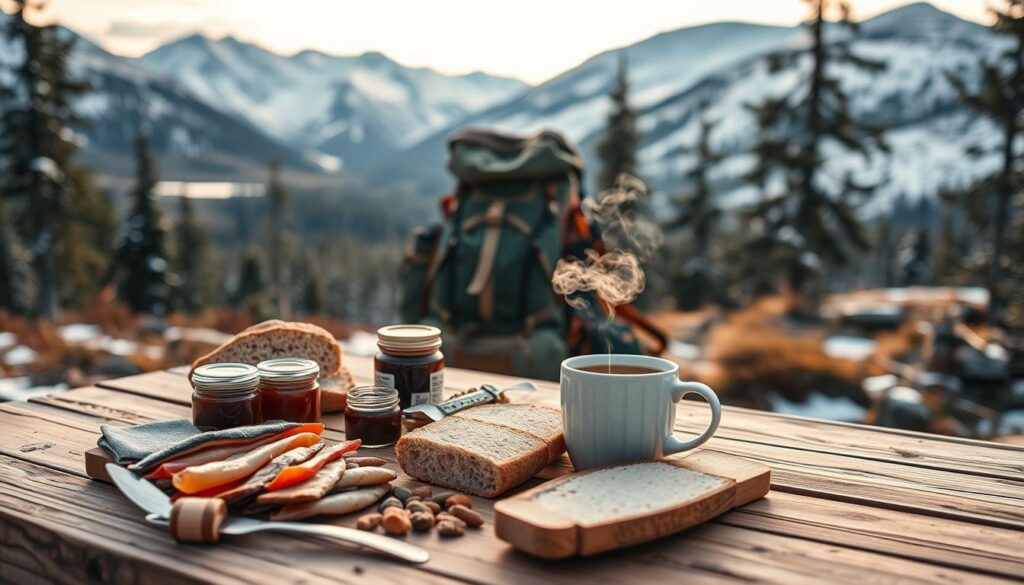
left=614, top=303, right=669, bottom=356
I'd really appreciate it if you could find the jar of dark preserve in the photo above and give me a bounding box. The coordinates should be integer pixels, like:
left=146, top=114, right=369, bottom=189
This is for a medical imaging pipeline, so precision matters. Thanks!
left=191, top=363, right=262, bottom=430
left=344, top=386, right=402, bottom=448
left=257, top=358, right=321, bottom=423
left=374, top=325, right=444, bottom=409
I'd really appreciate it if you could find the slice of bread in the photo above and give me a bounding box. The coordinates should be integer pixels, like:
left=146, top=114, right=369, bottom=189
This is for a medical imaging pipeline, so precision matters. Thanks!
left=452, top=404, right=565, bottom=464
left=493, top=452, right=771, bottom=558
left=396, top=416, right=551, bottom=497
left=319, top=371, right=353, bottom=413
left=190, top=320, right=343, bottom=379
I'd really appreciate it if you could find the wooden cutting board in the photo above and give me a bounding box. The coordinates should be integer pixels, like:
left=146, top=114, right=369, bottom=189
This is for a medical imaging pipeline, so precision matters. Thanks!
left=494, top=450, right=770, bottom=558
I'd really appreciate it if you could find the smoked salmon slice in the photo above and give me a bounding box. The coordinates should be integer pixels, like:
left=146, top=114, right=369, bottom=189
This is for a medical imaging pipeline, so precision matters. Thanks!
left=265, top=440, right=361, bottom=492
left=146, top=430, right=316, bottom=480
left=217, top=443, right=324, bottom=504
left=172, top=432, right=321, bottom=494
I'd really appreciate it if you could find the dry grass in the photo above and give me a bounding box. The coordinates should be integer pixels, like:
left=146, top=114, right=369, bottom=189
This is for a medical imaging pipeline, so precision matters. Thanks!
left=675, top=297, right=878, bottom=411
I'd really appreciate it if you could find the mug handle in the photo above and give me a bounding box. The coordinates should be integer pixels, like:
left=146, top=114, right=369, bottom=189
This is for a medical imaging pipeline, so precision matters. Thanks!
left=663, top=381, right=721, bottom=455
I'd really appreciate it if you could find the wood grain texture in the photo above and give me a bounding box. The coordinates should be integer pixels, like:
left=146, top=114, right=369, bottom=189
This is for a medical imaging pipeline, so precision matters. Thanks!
left=0, top=365, right=1019, bottom=583
left=495, top=451, right=769, bottom=558
left=3, top=410, right=1015, bottom=584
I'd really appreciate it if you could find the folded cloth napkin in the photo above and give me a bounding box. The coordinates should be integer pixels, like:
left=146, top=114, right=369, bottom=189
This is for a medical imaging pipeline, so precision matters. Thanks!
left=130, top=420, right=315, bottom=472
left=98, top=419, right=201, bottom=465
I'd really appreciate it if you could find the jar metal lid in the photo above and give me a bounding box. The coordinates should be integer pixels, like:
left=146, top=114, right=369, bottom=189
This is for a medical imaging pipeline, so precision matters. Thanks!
left=377, top=324, right=442, bottom=354
left=257, top=358, right=320, bottom=381
left=192, top=363, right=259, bottom=393
left=347, top=385, right=399, bottom=413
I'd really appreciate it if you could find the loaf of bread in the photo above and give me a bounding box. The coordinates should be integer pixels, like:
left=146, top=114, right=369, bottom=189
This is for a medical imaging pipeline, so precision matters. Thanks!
left=189, top=320, right=352, bottom=412
left=396, top=404, right=564, bottom=497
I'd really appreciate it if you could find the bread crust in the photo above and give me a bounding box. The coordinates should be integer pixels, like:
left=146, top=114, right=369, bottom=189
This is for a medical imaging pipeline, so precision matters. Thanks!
left=189, top=320, right=343, bottom=379
left=396, top=416, right=551, bottom=497
left=319, top=371, right=354, bottom=413
left=452, top=404, right=566, bottom=464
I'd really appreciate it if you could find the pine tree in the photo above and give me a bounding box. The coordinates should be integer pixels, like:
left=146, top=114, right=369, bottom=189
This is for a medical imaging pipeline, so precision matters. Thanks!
left=0, top=0, right=102, bottom=318
left=301, top=252, right=328, bottom=316
left=666, top=112, right=724, bottom=308
left=267, top=159, right=291, bottom=319
left=0, top=196, right=34, bottom=313
left=947, top=0, right=1024, bottom=319
left=173, top=194, right=212, bottom=313
left=595, top=52, right=640, bottom=191
left=233, top=249, right=271, bottom=320
left=54, top=166, right=116, bottom=309
left=895, top=227, right=931, bottom=286
left=114, top=132, right=171, bottom=316
left=744, top=0, right=886, bottom=293
left=933, top=205, right=965, bottom=284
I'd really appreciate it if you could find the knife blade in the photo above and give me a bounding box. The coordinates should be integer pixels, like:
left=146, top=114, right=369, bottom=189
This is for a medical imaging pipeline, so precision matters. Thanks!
left=403, top=381, right=537, bottom=422
left=106, top=463, right=173, bottom=518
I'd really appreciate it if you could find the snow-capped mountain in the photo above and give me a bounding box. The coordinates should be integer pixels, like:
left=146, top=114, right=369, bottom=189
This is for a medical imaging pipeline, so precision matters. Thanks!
left=140, top=35, right=528, bottom=171
left=0, top=13, right=318, bottom=180
left=376, top=3, right=1002, bottom=214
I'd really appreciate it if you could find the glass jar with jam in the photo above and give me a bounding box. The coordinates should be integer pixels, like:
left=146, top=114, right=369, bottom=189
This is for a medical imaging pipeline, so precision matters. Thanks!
left=344, top=386, right=402, bottom=448
left=374, top=325, right=444, bottom=409
left=257, top=358, right=321, bottom=423
left=191, top=363, right=262, bottom=430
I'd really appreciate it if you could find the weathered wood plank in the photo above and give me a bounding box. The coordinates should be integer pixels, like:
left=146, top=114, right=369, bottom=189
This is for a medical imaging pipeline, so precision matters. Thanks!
left=96, top=370, right=194, bottom=404
left=0, top=454, right=454, bottom=585
left=17, top=391, right=1024, bottom=582
left=721, top=491, right=1024, bottom=580
left=0, top=414, right=1013, bottom=585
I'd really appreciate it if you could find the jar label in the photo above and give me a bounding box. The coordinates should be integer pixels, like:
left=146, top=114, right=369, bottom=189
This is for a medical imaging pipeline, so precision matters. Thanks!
left=429, top=370, right=444, bottom=403
left=374, top=371, right=395, bottom=389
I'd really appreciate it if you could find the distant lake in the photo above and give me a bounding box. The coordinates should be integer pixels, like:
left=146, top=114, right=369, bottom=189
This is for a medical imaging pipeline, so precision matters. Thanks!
left=155, top=181, right=265, bottom=199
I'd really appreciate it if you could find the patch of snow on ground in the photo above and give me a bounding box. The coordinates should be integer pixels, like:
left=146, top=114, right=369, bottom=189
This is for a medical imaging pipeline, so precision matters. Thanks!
left=342, top=330, right=379, bottom=357
left=3, top=346, right=38, bottom=366
left=0, top=377, right=66, bottom=402
left=60, top=324, right=102, bottom=343
left=824, top=336, right=877, bottom=361
left=771, top=392, right=867, bottom=422
left=998, top=410, right=1024, bottom=435
left=667, top=341, right=701, bottom=361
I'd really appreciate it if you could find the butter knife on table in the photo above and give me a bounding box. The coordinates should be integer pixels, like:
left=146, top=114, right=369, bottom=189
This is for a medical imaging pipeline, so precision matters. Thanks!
left=403, top=381, right=537, bottom=423
left=106, top=464, right=429, bottom=564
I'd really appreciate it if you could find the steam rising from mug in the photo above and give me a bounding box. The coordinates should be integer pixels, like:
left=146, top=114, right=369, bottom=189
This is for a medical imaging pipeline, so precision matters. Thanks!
left=551, top=173, right=663, bottom=310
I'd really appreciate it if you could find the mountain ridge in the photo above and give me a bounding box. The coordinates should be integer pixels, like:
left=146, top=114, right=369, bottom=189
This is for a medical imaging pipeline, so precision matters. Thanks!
left=370, top=2, right=1003, bottom=214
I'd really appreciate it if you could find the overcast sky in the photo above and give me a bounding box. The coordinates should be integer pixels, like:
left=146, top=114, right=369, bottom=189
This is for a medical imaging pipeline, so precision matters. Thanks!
left=5, top=0, right=990, bottom=84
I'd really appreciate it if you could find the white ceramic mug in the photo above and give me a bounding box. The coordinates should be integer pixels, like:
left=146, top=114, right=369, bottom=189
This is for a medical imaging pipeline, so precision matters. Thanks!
left=560, top=354, right=721, bottom=470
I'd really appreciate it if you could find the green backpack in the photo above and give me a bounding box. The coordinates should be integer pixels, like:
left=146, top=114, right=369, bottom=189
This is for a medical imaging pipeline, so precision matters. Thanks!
left=400, top=129, right=666, bottom=380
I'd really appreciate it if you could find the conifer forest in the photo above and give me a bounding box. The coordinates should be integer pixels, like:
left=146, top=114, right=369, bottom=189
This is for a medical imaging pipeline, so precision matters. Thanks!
left=2, top=0, right=1024, bottom=441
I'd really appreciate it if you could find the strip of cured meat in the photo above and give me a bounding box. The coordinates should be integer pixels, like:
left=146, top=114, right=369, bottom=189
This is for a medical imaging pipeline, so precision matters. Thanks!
left=264, top=440, right=361, bottom=492
left=172, top=433, right=321, bottom=494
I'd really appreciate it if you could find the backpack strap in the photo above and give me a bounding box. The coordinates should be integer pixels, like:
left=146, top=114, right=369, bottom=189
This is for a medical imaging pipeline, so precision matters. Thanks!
left=614, top=303, right=669, bottom=355
left=466, top=199, right=506, bottom=297
left=517, top=180, right=559, bottom=330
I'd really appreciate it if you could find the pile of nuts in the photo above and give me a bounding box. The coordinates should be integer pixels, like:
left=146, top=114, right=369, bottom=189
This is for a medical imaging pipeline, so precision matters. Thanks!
left=356, top=485, right=484, bottom=538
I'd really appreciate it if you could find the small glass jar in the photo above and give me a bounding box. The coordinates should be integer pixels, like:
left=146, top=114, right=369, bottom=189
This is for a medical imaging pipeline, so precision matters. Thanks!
left=258, top=358, right=321, bottom=423
left=345, top=386, right=402, bottom=448
left=191, top=363, right=262, bottom=430
left=374, top=325, right=444, bottom=409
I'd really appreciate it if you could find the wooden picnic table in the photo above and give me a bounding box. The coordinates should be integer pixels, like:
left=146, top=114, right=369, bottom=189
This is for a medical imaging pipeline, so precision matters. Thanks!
left=1, top=355, right=1023, bottom=584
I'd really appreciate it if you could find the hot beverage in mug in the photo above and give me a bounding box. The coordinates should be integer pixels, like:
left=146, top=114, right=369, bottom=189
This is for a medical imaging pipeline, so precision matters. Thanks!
left=560, top=354, right=721, bottom=470
left=576, top=364, right=660, bottom=375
